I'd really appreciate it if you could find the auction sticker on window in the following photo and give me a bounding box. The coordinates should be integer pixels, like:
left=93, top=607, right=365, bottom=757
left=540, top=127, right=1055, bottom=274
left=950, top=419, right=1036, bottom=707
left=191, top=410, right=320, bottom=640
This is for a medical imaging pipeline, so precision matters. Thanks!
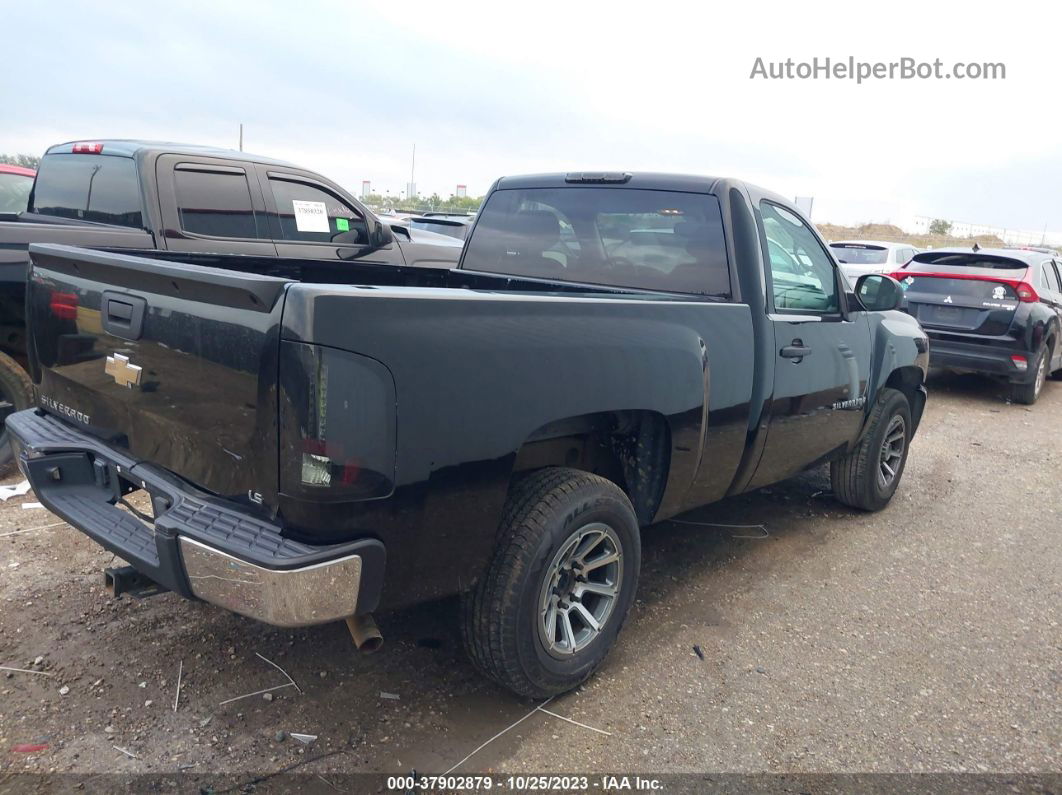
left=292, top=200, right=329, bottom=233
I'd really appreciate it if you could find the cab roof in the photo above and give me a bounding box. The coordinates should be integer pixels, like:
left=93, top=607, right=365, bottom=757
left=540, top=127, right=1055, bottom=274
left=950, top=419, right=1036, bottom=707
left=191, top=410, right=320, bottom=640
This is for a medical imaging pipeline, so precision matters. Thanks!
left=493, top=172, right=726, bottom=193
left=44, top=139, right=297, bottom=168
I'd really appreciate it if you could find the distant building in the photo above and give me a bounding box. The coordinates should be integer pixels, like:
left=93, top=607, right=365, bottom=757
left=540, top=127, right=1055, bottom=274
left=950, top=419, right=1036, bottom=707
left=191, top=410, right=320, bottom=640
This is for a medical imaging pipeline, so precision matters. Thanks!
left=456, top=184, right=467, bottom=198
left=406, top=182, right=417, bottom=199
left=361, top=180, right=371, bottom=199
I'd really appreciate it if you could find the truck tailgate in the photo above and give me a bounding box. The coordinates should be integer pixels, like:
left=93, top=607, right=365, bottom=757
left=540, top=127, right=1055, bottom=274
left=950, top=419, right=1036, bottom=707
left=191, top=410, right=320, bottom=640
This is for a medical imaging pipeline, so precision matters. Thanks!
left=26, top=244, right=292, bottom=510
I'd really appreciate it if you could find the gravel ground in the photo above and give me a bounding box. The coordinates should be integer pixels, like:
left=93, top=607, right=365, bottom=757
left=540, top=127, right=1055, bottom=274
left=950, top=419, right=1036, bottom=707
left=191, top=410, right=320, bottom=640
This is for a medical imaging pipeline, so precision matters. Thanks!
left=0, top=371, right=1059, bottom=785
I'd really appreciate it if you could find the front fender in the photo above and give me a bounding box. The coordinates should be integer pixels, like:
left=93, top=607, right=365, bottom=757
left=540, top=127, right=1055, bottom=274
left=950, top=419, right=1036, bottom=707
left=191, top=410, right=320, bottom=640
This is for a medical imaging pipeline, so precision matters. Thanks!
left=858, top=309, right=929, bottom=444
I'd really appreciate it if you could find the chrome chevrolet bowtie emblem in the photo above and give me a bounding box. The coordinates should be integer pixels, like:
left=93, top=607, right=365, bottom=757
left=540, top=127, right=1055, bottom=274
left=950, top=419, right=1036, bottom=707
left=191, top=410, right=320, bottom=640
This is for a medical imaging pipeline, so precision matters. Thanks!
left=105, top=353, right=142, bottom=388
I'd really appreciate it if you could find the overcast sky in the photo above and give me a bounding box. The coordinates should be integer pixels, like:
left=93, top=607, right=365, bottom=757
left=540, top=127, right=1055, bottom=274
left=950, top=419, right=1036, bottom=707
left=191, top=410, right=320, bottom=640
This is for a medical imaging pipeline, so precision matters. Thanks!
left=3, top=1, right=1059, bottom=236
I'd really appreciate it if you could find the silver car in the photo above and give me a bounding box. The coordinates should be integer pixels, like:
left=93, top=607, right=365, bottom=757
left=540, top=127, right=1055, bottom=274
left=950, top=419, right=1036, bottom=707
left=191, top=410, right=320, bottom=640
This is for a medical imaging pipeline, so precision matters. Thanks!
left=830, top=240, right=918, bottom=284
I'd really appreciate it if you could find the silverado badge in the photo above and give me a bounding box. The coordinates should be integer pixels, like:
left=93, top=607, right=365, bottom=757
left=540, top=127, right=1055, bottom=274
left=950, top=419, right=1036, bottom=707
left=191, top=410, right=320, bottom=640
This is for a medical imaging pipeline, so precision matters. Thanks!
left=105, top=353, right=143, bottom=388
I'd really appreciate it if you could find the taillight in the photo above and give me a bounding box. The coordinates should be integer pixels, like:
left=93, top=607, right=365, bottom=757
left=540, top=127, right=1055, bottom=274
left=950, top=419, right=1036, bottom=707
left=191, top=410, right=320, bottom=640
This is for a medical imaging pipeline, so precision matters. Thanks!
left=71, top=142, right=104, bottom=154
left=1014, top=282, right=1039, bottom=302
left=886, top=271, right=911, bottom=282
left=279, top=341, right=396, bottom=501
left=1011, top=354, right=1028, bottom=371
left=49, top=291, right=78, bottom=320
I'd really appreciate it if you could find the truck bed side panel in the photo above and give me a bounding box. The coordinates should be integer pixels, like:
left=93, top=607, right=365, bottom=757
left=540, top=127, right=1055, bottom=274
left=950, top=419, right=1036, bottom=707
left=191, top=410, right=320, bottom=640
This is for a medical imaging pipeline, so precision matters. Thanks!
left=280, top=286, right=755, bottom=607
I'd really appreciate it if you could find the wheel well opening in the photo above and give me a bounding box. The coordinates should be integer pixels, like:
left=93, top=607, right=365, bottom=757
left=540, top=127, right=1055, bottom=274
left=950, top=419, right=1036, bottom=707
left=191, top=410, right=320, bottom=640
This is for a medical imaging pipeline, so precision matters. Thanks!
left=512, top=411, right=670, bottom=525
left=885, top=366, right=925, bottom=429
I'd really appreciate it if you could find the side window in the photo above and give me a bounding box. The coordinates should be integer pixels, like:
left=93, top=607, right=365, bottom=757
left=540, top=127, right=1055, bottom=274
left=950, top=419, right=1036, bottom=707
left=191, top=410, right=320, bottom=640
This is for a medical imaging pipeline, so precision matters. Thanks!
left=269, top=178, right=368, bottom=244
left=1052, top=261, right=1062, bottom=293
left=174, top=166, right=264, bottom=239
left=1041, top=261, right=1061, bottom=293
left=759, top=201, right=839, bottom=313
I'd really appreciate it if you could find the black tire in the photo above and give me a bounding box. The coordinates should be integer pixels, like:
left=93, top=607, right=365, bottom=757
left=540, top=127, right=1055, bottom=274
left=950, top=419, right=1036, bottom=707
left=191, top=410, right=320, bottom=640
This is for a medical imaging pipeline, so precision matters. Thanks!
left=831, top=387, right=912, bottom=512
left=461, top=467, right=641, bottom=699
left=0, top=351, right=33, bottom=475
left=1011, top=344, right=1049, bottom=405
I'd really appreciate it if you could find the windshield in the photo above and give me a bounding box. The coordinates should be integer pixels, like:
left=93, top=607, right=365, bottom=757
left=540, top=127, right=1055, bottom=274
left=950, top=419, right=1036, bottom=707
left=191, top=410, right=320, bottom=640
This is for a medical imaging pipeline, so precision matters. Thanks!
left=830, top=244, right=889, bottom=264
left=0, top=171, right=34, bottom=213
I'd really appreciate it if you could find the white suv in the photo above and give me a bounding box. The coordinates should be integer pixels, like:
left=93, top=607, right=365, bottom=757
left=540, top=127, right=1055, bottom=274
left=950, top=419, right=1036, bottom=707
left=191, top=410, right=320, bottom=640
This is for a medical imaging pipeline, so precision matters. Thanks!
left=830, top=240, right=918, bottom=285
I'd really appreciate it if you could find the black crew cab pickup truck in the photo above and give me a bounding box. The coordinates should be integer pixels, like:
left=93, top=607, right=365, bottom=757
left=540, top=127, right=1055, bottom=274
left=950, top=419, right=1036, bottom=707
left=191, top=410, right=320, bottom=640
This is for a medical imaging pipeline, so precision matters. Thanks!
left=8, top=172, right=928, bottom=697
left=0, top=140, right=462, bottom=469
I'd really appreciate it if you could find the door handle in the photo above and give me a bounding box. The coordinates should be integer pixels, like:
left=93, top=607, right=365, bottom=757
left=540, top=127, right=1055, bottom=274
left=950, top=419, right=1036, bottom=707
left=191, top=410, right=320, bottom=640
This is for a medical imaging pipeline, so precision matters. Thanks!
left=780, top=340, right=812, bottom=360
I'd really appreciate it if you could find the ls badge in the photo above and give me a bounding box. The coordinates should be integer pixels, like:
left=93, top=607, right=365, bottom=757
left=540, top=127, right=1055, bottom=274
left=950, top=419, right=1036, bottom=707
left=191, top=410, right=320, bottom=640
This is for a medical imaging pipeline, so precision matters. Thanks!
left=105, top=353, right=143, bottom=388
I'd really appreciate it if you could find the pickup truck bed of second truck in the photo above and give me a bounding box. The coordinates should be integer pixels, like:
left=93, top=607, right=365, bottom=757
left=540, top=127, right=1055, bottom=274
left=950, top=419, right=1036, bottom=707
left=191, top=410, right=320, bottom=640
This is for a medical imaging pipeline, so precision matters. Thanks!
left=9, top=172, right=928, bottom=697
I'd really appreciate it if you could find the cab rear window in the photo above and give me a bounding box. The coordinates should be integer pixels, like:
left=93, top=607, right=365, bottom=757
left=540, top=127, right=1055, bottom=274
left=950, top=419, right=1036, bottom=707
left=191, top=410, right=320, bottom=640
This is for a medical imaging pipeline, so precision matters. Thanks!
left=31, top=154, right=143, bottom=228
left=462, top=187, right=731, bottom=297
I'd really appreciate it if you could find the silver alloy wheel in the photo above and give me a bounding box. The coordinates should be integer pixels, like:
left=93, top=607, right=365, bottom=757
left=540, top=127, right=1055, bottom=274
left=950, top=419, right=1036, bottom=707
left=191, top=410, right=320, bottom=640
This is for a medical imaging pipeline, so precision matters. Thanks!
left=878, top=415, right=906, bottom=489
left=1033, top=352, right=1048, bottom=399
left=537, top=522, right=623, bottom=659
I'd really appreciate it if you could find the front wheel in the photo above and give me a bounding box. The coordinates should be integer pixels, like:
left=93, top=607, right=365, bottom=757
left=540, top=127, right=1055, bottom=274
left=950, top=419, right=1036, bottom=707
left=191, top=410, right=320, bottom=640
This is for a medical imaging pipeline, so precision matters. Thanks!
left=831, top=387, right=912, bottom=512
left=461, top=468, right=640, bottom=698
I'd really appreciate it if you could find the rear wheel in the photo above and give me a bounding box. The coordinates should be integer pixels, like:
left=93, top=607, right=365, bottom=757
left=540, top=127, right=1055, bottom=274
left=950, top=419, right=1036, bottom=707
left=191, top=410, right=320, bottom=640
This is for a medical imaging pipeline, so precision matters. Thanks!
left=831, top=387, right=912, bottom=512
left=0, top=352, right=33, bottom=475
left=1011, top=345, right=1049, bottom=405
left=461, top=468, right=640, bottom=698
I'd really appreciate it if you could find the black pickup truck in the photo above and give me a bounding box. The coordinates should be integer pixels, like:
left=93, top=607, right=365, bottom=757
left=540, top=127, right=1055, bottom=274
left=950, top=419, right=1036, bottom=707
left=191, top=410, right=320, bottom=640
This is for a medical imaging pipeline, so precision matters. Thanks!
left=0, top=140, right=462, bottom=469
left=8, top=172, right=929, bottom=697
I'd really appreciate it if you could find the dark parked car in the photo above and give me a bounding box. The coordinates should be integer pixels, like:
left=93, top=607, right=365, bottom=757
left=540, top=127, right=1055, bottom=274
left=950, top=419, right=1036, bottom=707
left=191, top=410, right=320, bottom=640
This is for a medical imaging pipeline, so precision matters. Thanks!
left=9, top=172, right=928, bottom=697
left=890, top=247, right=1062, bottom=404
left=0, top=163, right=35, bottom=214
left=0, top=140, right=461, bottom=470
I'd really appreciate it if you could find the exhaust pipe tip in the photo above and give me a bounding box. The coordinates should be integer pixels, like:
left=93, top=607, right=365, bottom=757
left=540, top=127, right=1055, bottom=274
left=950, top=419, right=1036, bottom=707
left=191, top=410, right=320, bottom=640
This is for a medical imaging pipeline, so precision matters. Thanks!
left=345, top=613, right=383, bottom=654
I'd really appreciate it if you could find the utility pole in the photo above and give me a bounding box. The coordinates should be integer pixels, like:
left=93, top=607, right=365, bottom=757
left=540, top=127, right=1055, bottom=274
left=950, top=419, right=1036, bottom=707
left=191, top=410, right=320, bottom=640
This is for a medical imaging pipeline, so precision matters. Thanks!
left=239, top=123, right=243, bottom=152
left=410, top=143, right=416, bottom=187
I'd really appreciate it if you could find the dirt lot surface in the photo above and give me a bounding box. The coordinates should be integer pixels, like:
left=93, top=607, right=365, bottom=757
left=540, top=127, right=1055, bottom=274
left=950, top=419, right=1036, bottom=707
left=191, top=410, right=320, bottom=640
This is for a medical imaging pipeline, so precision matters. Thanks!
left=1, top=372, right=1059, bottom=788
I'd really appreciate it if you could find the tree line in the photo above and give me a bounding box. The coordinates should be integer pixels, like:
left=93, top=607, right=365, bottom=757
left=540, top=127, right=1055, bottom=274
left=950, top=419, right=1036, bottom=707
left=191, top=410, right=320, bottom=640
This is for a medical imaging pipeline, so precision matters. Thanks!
left=0, top=154, right=41, bottom=169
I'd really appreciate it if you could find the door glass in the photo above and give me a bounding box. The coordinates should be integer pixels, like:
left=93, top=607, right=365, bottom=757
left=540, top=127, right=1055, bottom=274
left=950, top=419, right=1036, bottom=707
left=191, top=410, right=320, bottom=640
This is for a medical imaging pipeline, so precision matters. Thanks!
left=760, top=202, right=839, bottom=312
left=269, top=178, right=368, bottom=244
left=1045, top=262, right=1062, bottom=292
left=1042, top=261, right=1062, bottom=293
left=174, top=167, right=264, bottom=239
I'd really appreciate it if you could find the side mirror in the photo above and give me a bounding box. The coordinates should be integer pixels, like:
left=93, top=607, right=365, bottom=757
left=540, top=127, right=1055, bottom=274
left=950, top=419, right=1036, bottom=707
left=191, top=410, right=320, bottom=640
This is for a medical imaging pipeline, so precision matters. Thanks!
left=855, top=273, right=905, bottom=311
left=373, top=220, right=395, bottom=248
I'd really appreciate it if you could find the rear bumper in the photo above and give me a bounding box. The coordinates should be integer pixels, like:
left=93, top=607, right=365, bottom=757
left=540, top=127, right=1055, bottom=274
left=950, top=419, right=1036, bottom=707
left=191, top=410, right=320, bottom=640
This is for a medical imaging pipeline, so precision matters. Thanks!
left=928, top=337, right=1033, bottom=382
left=6, top=409, right=385, bottom=627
